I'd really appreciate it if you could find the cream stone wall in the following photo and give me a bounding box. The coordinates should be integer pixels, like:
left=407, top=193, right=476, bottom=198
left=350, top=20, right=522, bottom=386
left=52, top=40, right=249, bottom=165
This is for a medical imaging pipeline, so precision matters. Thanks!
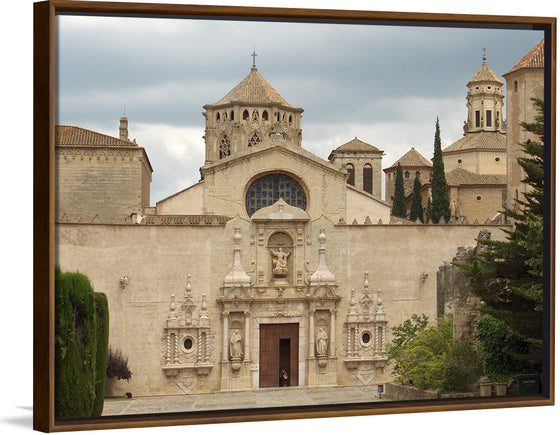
left=452, top=186, right=505, bottom=223
left=504, top=69, right=544, bottom=209
left=345, top=186, right=391, bottom=224
left=55, top=221, right=508, bottom=396
left=55, top=147, right=151, bottom=222
left=443, top=149, right=506, bottom=175
left=156, top=181, right=205, bottom=215
left=200, top=145, right=347, bottom=221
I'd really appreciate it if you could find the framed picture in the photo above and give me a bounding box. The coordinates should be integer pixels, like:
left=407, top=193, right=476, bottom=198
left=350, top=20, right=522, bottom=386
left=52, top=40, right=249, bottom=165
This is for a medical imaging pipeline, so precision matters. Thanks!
left=33, top=0, right=555, bottom=432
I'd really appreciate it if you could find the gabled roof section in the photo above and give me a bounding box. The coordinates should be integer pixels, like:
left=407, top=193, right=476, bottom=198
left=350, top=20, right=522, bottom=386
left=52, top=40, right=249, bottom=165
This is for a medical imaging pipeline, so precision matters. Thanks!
left=56, top=125, right=137, bottom=148
left=208, top=66, right=301, bottom=110
left=446, top=168, right=506, bottom=186
left=443, top=131, right=506, bottom=153
left=468, top=55, right=503, bottom=86
left=504, top=39, right=545, bottom=76
left=385, top=147, right=432, bottom=171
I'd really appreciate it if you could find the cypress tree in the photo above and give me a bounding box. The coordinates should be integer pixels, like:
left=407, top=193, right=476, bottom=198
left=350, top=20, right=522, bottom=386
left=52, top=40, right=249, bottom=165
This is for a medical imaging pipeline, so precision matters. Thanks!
left=409, top=176, right=424, bottom=223
left=431, top=118, right=451, bottom=223
left=391, top=162, right=407, bottom=218
left=426, top=196, right=433, bottom=223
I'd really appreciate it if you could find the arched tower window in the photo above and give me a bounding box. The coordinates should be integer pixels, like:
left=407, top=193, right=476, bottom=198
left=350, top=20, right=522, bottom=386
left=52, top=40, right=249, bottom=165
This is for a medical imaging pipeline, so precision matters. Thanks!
left=289, top=115, right=293, bottom=125
left=346, top=163, right=355, bottom=186
left=252, top=110, right=260, bottom=122
left=245, top=173, right=307, bottom=217
left=363, top=164, right=372, bottom=194
left=219, top=135, right=231, bottom=159
left=216, top=112, right=220, bottom=121
left=404, top=171, right=410, bottom=179
left=248, top=132, right=261, bottom=147
left=415, top=171, right=421, bottom=178
left=230, top=110, right=234, bottom=120
left=243, top=110, right=249, bottom=120
left=262, top=110, right=269, bottom=121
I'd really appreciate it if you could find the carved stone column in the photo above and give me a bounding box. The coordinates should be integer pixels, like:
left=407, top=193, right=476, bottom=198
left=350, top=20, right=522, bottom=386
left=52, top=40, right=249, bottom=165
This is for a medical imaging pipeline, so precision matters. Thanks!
left=330, top=310, right=336, bottom=358
left=309, top=309, right=315, bottom=357
left=222, top=312, right=229, bottom=361
left=244, top=311, right=250, bottom=362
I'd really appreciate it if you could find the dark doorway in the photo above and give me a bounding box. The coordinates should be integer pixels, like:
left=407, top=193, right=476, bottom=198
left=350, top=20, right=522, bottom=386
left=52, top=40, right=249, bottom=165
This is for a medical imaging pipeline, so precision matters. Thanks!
left=259, top=323, right=299, bottom=388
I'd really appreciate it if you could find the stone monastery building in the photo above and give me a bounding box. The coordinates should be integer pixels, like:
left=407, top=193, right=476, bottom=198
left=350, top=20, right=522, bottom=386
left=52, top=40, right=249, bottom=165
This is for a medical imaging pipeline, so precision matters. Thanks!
left=55, top=41, right=544, bottom=396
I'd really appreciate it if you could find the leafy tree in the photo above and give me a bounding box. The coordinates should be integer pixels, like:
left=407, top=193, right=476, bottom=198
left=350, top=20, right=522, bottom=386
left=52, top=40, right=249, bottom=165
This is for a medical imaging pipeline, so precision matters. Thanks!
left=387, top=315, right=482, bottom=392
left=457, top=99, right=545, bottom=373
left=409, top=176, right=424, bottom=222
left=107, top=346, right=133, bottom=381
left=391, top=162, right=407, bottom=218
left=431, top=118, right=451, bottom=223
left=476, top=316, right=532, bottom=382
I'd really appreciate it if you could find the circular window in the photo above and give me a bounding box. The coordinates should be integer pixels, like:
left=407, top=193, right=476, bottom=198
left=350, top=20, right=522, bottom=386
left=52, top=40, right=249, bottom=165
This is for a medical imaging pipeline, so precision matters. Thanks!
left=495, top=157, right=500, bottom=162
left=457, top=159, right=462, bottom=164
left=182, top=336, right=195, bottom=353
left=476, top=195, right=482, bottom=202
left=360, top=330, right=373, bottom=347
left=245, top=173, right=307, bottom=217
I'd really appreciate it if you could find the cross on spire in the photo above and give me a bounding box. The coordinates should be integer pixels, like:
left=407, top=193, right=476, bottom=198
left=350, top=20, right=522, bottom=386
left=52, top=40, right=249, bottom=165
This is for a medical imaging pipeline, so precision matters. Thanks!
left=483, top=46, right=487, bottom=64
left=251, top=48, right=258, bottom=67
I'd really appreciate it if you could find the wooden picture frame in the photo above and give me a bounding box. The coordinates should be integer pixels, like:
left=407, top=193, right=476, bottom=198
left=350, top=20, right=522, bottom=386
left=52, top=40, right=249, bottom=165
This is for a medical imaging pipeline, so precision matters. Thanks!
left=33, top=1, right=556, bottom=432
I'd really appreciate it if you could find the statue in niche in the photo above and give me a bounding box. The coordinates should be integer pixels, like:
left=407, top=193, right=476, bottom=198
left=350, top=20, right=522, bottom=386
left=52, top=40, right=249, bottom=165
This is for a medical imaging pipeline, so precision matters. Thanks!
left=229, top=329, right=243, bottom=360
left=271, top=247, right=290, bottom=276
left=316, top=327, right=328, bottom=357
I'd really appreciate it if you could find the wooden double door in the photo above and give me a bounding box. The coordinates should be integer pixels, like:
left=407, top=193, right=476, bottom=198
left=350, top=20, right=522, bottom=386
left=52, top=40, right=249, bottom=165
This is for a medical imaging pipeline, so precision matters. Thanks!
left=259, top=323, right=299, bottom=388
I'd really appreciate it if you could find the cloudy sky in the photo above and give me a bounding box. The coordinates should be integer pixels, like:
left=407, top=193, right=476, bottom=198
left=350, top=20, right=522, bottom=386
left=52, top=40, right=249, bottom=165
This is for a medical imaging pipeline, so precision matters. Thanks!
left=55, top=11, right=544, bottom=203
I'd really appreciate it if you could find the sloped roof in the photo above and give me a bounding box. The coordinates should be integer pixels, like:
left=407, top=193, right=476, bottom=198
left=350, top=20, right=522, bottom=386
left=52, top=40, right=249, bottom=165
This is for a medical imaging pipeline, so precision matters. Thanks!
left=333, top=137, right=383, bottom=153
left=446, top=167, right=506, bottom=186
left=56, top=125, right=136, bottom=147
left=443, top=131, right=506, bottom=153
left=385, top=147, right=432, bottom=171
left=209, top=66, right=300, bottom=110
left=504, top=39, right=545, bottom=76
left=468, top=56, right=503, bottom=85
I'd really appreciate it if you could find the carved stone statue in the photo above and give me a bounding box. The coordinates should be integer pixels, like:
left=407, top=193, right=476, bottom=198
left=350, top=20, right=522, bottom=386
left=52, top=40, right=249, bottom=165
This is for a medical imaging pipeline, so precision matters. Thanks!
left=316, top=327, right=328, bottom=357
left=271, top=247, right=290, bottom=276
left=229, top=329, right=243, bottom=360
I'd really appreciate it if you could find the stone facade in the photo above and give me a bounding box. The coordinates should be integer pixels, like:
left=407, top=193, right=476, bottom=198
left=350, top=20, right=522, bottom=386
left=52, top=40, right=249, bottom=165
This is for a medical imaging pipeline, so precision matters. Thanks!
left=54, top=42, right=542, bottom=398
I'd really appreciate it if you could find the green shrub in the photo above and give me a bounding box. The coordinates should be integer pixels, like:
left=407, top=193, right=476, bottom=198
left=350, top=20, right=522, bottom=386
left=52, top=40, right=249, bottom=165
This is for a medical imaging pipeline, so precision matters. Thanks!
left=92, top=292, right=109, bottom=416
left=54, top=267, right=108, bottom=418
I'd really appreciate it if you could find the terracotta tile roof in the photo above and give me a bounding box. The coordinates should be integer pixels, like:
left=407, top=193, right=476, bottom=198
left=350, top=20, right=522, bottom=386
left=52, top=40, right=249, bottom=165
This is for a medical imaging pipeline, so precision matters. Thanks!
left=211, top=66, right=299, bottom=109
left=56, top=125, right=136, bottom=147
left=504, top=39, right=545, bottom=76
left=333, top=137, right=383, bottom=153
left=386, top=147, right=432, bottom=170
left=443, top=131, right=506, bottom=153
left=446, top=167, right=506, bottom=186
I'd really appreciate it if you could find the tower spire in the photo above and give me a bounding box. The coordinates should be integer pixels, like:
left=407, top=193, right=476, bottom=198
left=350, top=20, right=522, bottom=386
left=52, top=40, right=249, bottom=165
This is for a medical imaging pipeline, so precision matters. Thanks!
left=251, top=47, right=258, bottom=69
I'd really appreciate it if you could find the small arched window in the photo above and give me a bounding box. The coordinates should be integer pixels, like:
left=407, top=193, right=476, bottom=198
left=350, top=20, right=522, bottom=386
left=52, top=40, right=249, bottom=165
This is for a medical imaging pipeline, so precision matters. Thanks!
left=219, top=135, right=231, bottom=159
left=216, top=112, right=220, bottom=121
left=289, top=115, right=293, bottom=125
left=415, top=171, right=421, bottom=179
left=346, top=163, right=355, bottom=186
left=514, top=81, right=518, bottom=92
left=363, top=164, right=373, bottom=194
left=404, top=171, right=410, bottom=179
left=230, top=110, right=234, bottom=120
left=243, top=110, right=249, bottom=120
left=252, top=110, right=260, bottom=121
left=262, top=110, right=269, bottom=121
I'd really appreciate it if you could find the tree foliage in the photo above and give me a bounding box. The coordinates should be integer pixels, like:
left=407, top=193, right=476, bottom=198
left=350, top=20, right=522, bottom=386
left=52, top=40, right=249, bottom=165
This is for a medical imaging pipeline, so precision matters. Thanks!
left=391, top=162, right=407, bottom=218
left=457, top=98, right=545, bottom=373
left=431, top=118, right=451, bottom=223
left=386, top=315, right=482, bottom=393
left=107, top=346, right=133, bottom=381
left=55, top=267, right=109, bottom=418
left=409, top=176, right=424, bottom=222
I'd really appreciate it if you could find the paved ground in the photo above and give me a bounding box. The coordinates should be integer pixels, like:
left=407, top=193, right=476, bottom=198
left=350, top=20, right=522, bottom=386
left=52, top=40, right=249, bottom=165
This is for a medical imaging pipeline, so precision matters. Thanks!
left=102, top=385, right=386, bottom=416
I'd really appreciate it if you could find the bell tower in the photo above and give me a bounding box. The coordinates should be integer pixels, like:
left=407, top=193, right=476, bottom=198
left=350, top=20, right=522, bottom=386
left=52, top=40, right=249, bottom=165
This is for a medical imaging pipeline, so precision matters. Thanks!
left=464, top=50, right=506, bottom=135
